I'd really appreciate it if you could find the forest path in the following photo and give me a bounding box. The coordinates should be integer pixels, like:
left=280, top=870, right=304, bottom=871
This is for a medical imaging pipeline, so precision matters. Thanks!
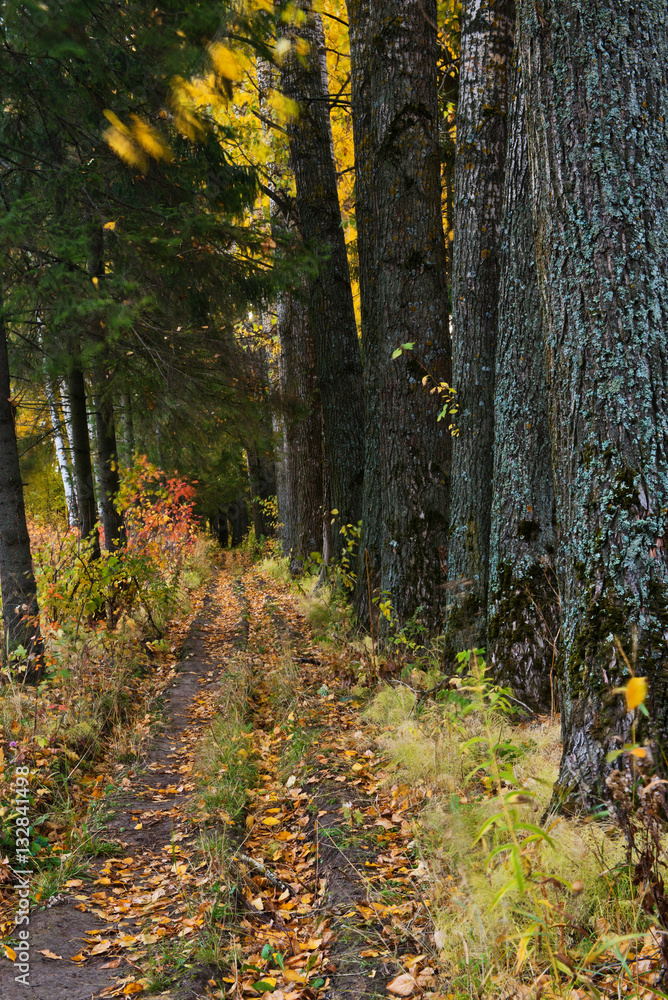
left=2, top=555, right=436, bottom=1000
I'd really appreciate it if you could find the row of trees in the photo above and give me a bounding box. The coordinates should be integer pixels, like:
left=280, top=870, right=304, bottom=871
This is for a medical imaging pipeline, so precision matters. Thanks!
left=2, top=0, right=667, bottom=809
left=264, top=0, right=668, bottom=809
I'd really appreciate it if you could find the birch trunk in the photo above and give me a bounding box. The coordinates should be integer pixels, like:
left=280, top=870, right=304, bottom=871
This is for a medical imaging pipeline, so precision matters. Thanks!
left=44, top=372, right=79, bottom=529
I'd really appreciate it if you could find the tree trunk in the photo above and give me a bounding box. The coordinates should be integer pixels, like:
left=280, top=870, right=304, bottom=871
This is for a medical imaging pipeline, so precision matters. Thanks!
left=279, top=2, right=365, bottom=552
left=519, top=0, right=668, bottom=807
left=0, top=308, right=43, bottom=681
left=217, top=509, right=229, bottom=550
left=119, top=393, right=135, bottom=468
left=281, top=287, right=324, bottom=573
left=94, top=388, right=125, bottom=551
left=348, top=0, right=382, bottom=624
left=44, top=371, right=79, bottom=529
left=66, top=365, right=100, bottom=556
left=247, top=445, right=276, bottom=540
left=487, top=54, right=558, bottom=715
left=447, top=0, right=515, bottom=651
left=368, top=0, right=451, bottom=628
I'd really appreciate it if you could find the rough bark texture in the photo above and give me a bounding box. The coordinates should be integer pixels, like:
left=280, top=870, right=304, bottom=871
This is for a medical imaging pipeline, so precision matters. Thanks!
left=519, top=0, right=668, bottom=807
left=94, top=389, right=125, bottom=551
left=279, top=2, right=365, bottom=553
left=368, top=0, right=450, bottom=628
left=280, top=288, right=324, bottom=571
left=447, top=0, right=515, bottom=650
left=348, top=0, right=382, bottom=623
left=0, top=311, right=42, bottom=680
left=66, top=365, right=100, bottom=556
left=487, top=55, right=558, bottom=714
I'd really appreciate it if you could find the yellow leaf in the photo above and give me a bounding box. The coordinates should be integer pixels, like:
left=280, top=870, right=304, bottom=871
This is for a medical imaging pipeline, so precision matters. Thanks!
left=282, top=969, right=306, bottom=984
left=103, top=221, right=116, bottom=230
left=90, top=940, right=111, bottom=955
left=122, top=983, right=144, bottom=994
left=130, top=115, right=173, bottom=162
left=630, top=746, right=647, bottom=758
left=262, top=816, right=281, bottom=826
left=38, top=949, right=62, bottom=960
left=208, top=43, right=243, bottom=81
left=625, top=676, right=648, bottom=710
left=4, top=945, right=16, bottom=961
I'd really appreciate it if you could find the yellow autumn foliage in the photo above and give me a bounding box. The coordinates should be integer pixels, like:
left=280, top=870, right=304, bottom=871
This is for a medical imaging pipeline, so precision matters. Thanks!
left=208, top=42, right=244, bottom=82
left=624, top=675, right=648, bottom=711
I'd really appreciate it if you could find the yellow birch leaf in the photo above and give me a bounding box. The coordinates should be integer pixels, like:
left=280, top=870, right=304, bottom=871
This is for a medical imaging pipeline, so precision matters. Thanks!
left=4, top=945, right=16, bottom=961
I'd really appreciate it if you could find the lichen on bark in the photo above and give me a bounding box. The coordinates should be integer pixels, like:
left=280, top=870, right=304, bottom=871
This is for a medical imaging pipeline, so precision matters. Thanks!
left=519, top=0, right=668, bottom=807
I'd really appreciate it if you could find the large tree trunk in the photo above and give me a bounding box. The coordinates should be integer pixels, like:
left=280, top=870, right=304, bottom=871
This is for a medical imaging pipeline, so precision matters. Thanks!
left=348, top=0, right=382, bottom=624
left=66, top=365, right=100, bottom=557
left=94, top=387, right=125, bottom=552
left=279, top=2, right=365, bottom=553
left=446, top=0, right=515, bottom=651
left=519, top=0, right=668, bottom=807
left=487, top=54, right=558, bottom=715
left=0, top=309, right=43, bottom=681
left=367, top=0, right=450, bottom=628
left=281, top=287, right=324, bottom=573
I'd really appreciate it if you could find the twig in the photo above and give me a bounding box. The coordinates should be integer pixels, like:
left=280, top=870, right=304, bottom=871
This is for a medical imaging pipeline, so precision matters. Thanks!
left=234, top=850, right=295, bottom=897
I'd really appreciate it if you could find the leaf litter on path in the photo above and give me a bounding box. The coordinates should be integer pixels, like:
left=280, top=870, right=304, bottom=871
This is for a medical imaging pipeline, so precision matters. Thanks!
left=1, top=555, right=443, bottom=1000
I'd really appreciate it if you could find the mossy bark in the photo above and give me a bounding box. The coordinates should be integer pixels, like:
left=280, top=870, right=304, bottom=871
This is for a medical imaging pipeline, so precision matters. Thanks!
left=487, top=52, right=558, bottom=714
left=0, top=307, right=42, bottom=681
left=519, top=0, right=668, bottom=806
left=279, top=3, right=364, bottom=554
left=447, top=0, right=515, bottom=649
left=368, top=0, right=450, bottom=628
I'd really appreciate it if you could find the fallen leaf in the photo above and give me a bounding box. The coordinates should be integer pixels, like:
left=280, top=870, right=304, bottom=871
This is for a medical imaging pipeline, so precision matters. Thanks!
left=38, top=949, right=63, bottom=960
left=90, top=940, right=111, bottom=955
left=387, top=973, right=417, bottom=996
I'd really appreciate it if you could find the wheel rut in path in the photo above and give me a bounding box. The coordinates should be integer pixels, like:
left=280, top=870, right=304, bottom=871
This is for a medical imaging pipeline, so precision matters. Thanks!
left=228, top=567, right=435, bottom=1000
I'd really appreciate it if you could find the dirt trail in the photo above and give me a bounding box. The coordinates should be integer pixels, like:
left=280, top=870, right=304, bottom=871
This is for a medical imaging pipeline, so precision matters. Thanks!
left=1, top=557, right=436, bottom=1000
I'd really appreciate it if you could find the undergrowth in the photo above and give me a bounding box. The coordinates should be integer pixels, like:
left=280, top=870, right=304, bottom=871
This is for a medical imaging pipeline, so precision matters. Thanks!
left=368, top=652, right=663, bottom=999
left=0, top=457, right=213, bottom=912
